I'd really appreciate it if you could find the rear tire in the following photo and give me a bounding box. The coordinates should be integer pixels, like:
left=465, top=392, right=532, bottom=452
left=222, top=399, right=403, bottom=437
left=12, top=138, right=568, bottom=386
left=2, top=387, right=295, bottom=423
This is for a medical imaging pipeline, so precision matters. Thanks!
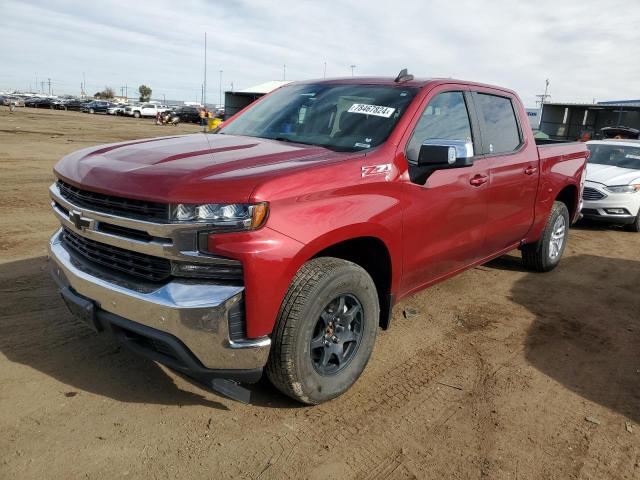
left=89, top=108, right=95, bottom=114
left=266, top=257, right=379, bottom=404
left=522, top=201, right=570, bottom=272
left=625, top=214, right=640, bottom=233
left=133, top=111, right=141, bottom=118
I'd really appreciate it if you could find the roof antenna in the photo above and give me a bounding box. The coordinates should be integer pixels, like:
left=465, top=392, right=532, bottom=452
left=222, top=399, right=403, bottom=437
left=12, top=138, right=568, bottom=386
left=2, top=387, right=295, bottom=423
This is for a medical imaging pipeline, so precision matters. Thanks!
left=394, top=68, right=414, bottom=83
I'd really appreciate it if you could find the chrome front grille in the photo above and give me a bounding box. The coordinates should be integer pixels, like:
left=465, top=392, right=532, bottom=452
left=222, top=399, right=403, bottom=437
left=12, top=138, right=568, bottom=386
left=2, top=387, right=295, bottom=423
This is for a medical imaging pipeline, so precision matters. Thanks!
left=57, top=180, right=169, bottom=221
left=50, top=181, right=244, bottom=284
left=62, top=227, right=172, bottom=282
left=582, top=187, right=606, bottom=201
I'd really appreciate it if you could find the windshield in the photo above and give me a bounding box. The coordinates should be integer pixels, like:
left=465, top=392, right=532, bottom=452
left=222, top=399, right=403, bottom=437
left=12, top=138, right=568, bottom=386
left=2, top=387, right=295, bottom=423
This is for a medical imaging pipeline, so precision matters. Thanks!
left=588, top=144, right=640, bottom=170
left=218, top=84, right=418, bottom=152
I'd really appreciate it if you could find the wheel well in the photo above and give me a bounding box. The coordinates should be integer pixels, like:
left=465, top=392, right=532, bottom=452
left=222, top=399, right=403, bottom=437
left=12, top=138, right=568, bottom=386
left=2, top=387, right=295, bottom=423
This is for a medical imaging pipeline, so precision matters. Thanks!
left=313, top=237, right=393, bottom=329
left=556, top=185, right=578, bottom=219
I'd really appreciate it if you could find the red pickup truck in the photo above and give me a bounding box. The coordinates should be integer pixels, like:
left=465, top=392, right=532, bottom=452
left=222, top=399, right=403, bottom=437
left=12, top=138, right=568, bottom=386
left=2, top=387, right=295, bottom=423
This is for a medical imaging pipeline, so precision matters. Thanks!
left=49, top=73, right=588, bottom=404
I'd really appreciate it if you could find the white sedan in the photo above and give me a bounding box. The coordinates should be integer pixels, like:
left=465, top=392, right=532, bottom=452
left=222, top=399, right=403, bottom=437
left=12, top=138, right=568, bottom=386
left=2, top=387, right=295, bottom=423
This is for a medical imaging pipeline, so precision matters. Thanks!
left=582, top=139, right=640, bottom=232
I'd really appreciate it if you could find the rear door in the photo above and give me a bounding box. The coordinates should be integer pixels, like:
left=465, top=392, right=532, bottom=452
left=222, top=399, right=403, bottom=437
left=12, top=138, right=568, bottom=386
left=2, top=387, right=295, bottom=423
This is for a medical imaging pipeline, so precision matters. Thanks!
left=400, top=87, right=491, bottom=292
left=472, top=90, right=539, bottom=253
left=141, top=104, right=155, bottom=116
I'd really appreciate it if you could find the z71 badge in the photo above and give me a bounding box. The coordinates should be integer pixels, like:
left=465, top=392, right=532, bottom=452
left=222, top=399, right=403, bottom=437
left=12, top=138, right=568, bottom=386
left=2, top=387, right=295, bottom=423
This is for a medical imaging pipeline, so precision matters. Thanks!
left=361, top=163, right=392, bottom=178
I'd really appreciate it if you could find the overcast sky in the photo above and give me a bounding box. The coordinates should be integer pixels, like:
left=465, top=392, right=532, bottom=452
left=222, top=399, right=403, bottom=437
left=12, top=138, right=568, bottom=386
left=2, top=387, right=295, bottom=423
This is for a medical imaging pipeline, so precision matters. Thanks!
left=1, top=0, right=638, bottom=106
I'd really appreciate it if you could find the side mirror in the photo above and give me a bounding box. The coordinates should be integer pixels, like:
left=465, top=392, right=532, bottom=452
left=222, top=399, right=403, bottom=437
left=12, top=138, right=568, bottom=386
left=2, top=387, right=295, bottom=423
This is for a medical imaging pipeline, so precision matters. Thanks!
left=416, top=139, right=474, bottom=169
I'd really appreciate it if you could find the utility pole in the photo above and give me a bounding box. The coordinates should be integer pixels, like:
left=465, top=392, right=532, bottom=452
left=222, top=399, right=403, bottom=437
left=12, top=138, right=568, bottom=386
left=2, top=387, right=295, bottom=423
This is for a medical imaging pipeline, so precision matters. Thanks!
left=120, top=86, right=125, bottom=97
left=125, top=84, right=128, bottom=100
left=163, top=94, right=166, bottom=104
left=82, top=72, right=86, bottom=97
left=40, top=81, right=45, bottom=93
left=47, top=78, right=51, bottom=95
left=219, top=70, right=223, bottom=108
left=535, top=78, right=551, bottom=107
left=203, top=32, right=207, bottom=108
left=350, top=64, right=356, bottom=77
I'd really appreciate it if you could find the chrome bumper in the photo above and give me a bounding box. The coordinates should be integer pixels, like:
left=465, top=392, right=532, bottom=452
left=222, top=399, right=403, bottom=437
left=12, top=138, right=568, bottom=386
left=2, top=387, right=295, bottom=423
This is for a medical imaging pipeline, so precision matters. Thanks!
left=48, top=229, right=270, bottom=370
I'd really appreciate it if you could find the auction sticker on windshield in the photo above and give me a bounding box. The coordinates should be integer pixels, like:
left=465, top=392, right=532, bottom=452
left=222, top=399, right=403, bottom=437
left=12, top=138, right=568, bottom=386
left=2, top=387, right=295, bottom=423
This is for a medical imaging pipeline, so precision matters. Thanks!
left=348, top=104, right=396, bottom=118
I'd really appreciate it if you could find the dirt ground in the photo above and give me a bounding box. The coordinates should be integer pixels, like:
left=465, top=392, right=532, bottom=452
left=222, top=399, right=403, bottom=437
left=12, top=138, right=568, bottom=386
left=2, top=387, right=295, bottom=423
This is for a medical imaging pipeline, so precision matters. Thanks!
left=0, top=107, right=638, bottom=479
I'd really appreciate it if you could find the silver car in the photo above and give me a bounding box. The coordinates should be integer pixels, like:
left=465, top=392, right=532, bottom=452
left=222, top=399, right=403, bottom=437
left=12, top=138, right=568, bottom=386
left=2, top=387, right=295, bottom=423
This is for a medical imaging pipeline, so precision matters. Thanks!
left=582, top=140, right=640, bottom=232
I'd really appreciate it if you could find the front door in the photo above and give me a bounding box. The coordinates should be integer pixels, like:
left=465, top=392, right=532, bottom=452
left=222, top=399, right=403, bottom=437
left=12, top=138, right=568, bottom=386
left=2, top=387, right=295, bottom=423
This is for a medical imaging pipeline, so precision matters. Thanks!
left=400, top=88, right=491, bottom=294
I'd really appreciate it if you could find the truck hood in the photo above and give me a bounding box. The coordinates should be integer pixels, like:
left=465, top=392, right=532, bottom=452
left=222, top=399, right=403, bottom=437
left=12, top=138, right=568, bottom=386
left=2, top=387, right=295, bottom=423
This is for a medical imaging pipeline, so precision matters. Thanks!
left=586, top=163, right=640, bottom=186
left=54, top=133, right=349, bottom=203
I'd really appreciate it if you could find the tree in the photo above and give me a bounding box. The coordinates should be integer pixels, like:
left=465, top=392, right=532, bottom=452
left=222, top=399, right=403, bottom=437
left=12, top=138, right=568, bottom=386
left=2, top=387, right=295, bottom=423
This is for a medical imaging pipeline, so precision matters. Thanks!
left=94, top=86, right=115, bottom=99
left=139, top=85, right=152, bottom=102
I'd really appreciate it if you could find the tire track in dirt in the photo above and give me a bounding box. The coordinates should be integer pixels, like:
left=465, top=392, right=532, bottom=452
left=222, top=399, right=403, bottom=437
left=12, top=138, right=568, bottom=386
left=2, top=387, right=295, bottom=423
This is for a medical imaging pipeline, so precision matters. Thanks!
left=187, top=309, right=467, bottom=478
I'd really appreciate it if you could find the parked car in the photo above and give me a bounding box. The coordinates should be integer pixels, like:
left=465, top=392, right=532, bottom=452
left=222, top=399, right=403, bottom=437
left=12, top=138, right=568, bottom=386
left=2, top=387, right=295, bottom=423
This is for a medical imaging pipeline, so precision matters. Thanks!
left=600, top=126, right=640, bottom=140
left=1, top=96, right=25, bottom=107
left=581, top=139, right=640, bottom=231
left=127, top=103, right=169, bottom=118
left=51, top=98, right=70, bottom=110
left=56, top=99, right=87, bottom=111
left=48, top=75, right=588, bottom=404
left=25, top=97, right=55, bottom=108
left=167, top=106, right=201, bottom=123
left=81, top=101, right=115, bottom=114
left=107, top=104, right=129, bottom=115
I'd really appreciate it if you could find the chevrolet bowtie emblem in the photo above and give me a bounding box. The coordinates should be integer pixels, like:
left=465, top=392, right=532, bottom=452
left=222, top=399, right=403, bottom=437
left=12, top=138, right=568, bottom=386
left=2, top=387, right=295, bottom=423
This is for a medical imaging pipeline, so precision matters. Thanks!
left=69, top=210, right=92, bottom=230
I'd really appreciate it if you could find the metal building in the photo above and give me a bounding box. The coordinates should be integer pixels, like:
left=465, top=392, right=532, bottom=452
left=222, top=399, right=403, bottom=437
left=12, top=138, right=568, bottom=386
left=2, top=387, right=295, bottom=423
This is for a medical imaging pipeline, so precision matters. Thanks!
left=539, top=100, right=640, bottom=140
left=224, top=81, right=290, bottom=118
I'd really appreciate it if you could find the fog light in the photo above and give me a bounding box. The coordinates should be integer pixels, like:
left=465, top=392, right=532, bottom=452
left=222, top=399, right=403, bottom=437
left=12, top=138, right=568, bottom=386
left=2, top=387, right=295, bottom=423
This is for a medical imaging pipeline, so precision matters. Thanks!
left=605, top=208, right=626, bottom=215
left=171, top=261, right=242, bottom=280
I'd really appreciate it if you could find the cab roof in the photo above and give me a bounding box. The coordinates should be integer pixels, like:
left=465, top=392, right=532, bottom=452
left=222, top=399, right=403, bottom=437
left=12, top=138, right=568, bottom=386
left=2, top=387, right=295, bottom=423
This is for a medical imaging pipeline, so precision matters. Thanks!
left=291, top=76, right=519, bottom=97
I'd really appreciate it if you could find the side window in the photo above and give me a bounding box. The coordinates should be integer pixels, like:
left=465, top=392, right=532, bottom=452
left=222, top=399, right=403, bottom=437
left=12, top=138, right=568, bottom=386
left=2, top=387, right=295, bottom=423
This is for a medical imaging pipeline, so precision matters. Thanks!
left=406, top=91, right=473, bottom=162
left=475, top=94, right=521, bottom=154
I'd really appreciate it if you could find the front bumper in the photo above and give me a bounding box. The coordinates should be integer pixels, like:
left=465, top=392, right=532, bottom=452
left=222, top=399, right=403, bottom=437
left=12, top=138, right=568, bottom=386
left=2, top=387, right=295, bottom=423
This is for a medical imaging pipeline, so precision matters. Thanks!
left=581, top=184, right=640, bottom=225
left=48, top=229, right=271, bottom=380
left=581, top=206, right=636, bottom=224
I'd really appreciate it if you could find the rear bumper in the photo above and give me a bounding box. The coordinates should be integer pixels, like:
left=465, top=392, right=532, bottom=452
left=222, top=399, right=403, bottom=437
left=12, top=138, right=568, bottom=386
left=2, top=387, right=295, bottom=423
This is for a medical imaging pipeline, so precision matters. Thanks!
left=48, top=229, right=271, bottom=379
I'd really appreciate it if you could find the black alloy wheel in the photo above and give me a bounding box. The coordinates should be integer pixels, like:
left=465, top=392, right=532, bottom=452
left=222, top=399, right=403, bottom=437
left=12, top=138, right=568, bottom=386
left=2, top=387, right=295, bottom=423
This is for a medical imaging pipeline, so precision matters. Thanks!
left=310, top=294, right=364, bottom=376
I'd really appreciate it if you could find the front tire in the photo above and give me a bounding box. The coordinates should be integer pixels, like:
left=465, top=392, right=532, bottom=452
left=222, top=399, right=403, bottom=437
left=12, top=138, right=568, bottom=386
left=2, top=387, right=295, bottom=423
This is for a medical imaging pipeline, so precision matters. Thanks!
left=89, top=108, right=95, bottom=114
left=522, top=201, right=570, bottom=272
left=133, top=111, right=141, bottom=118
left=625, top=214, right=640, bottom=233
left=266, top=257, right=379, bottom=404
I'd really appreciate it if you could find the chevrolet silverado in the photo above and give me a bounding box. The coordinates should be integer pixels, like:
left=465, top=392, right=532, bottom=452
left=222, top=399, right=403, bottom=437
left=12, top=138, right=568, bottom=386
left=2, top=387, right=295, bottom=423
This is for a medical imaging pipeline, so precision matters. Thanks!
left=48, top=72, right=589, bottom=404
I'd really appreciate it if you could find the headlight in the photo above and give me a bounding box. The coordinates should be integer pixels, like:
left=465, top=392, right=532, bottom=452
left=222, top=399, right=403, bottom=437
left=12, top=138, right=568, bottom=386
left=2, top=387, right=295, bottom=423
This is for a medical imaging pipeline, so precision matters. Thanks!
left=170, top=202, right=268, bottom=231
left=604, top=184, right=640, bottom=194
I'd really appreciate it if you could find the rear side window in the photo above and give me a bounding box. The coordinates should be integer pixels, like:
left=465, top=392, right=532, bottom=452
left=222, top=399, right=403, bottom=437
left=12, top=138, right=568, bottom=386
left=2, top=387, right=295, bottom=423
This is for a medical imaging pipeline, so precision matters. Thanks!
left=475, top=94, right=521, bottom=154
left=406, top=91, right=473, bottom=162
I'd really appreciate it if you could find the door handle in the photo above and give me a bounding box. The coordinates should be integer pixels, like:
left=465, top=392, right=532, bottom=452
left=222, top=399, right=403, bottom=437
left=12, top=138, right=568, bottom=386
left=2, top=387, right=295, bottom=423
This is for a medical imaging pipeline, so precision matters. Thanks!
left=470, top=174, right=489, bottom=187
left=524, top=166, right=538, bottom=175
